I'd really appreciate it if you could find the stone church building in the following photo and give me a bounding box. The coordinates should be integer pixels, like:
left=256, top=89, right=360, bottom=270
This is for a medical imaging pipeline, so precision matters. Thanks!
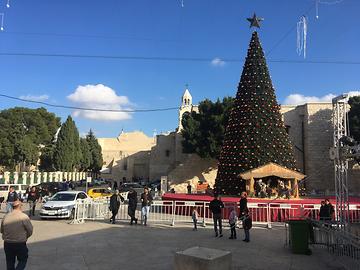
left=98, top=88, right=360, bottom=195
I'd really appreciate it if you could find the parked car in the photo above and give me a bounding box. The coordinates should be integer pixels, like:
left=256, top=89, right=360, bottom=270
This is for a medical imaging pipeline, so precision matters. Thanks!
left=149, top=179, right=161, bottom=191
left=87, top=188, right=112, bottom=199
left=0, top=184, right=29, bottom=203
left=40, top=191, right=90, bottom=219
left=119, top=182, right=143, bottom=192
left=78, top=179, right=93, bottom=187
left=35, top=182, right=66, bottom=197
left=93, top=179, right=107, bottom=186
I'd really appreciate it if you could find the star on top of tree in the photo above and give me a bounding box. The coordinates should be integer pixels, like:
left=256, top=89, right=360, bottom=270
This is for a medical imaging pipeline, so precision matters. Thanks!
left=247, top=13, right=264, bottom=29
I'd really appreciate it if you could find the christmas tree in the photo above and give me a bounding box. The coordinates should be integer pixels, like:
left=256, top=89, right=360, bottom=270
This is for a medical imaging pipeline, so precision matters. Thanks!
left=215, top=20, right=297, bottom=196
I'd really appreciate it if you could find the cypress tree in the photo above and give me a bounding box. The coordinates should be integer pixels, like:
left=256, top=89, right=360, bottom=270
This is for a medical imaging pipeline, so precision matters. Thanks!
left=79, top=138, right=92, bottom=171
left=86, top=130, right=103, bottom=173
left=53, top=116, right=80, bottom=171
left=215, top=31, right=297, bottom=196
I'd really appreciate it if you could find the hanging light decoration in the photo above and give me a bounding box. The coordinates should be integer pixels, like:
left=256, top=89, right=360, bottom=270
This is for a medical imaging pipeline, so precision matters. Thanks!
left=296, top=16, right=307, bottom=59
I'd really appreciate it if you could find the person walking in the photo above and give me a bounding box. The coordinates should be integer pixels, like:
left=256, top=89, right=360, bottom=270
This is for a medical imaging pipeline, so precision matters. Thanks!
left=242, top=210, right=252, bottom=242
left=6, top=187, right=18, bottom=213
left=192, top=206, right=199, bottom=231
left=209, top=194, right=224, bottom=237
left=239, top=191, right=248, bottom=220
left=127, top=188, right=138, bottom=225
left=27, top=187, right=40, bottom=217
left=228, top=205, right=237, bottom=239
left=140, top=187, right=153, bottom=226
left=109, top=190, right=124, bottom=224
left=1, top=200, right=33, bottom=270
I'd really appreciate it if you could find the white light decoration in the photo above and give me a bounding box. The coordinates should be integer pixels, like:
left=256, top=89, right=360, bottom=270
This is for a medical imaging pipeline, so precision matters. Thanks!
left=297, top=16, right=307, bottom=58
left=0, top=13, right=4, bottom=31
left=316, top=0, right=345, bottom=19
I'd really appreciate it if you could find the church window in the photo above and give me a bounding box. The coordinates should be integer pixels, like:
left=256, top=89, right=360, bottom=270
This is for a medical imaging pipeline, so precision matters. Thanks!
left=165, top=150, right=170, bottom=157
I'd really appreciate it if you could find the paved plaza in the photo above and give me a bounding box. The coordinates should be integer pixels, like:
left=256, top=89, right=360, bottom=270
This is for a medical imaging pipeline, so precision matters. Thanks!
left=0, top=207, right=352, bottom=270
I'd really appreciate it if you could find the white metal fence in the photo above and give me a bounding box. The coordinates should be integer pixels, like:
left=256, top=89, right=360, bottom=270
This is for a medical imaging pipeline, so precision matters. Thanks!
left=311, top=220, right=360, bottom=267
left=72, top=199, right=360, bottom=228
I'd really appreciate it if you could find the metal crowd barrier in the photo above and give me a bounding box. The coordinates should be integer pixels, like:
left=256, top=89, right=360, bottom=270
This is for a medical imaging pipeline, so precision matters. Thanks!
left=311, top=220, right=360, bottom=266
left=72, top=199, right=360, bottom=228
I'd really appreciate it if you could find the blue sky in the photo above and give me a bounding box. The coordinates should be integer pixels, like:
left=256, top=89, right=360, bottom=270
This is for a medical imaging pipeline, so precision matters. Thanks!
left=0, top=0, right=359, bottom=137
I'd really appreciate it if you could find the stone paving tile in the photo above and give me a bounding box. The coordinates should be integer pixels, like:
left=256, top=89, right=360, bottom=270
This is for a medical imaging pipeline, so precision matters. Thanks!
left=0, top=212, right=356, bottom=270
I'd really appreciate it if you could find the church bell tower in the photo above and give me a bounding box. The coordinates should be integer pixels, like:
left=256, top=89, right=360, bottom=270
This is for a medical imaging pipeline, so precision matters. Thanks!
left=178, top=85, right=193, bottom=131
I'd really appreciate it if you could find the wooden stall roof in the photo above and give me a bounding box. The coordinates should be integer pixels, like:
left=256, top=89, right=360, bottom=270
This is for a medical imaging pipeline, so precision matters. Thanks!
left=238, top=162, right=305, bottom=180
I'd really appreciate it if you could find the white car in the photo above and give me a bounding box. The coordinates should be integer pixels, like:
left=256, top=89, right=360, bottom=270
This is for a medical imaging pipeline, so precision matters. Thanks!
left=40, top=191, right=90, bottom=219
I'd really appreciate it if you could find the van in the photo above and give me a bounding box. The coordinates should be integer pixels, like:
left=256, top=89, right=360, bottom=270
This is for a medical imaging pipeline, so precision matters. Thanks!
left=0, top=184, right=29, bottom=203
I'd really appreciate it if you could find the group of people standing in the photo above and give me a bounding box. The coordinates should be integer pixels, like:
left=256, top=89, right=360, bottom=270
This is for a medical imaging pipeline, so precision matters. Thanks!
left=5, top=186, right=41, bottom=217
left=319, top=199, right=335, bottom=221
left=109, top=187, right=153, bottom=226
left=192, top=191, right=252, bottom=242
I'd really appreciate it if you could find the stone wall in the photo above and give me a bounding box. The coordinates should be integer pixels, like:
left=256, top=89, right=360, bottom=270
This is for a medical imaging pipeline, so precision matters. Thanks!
left=303, top=103, right=334, bottom=192
left=98, top=131, right=155, bottom=182
left=149, top=133, right=177, bottom=181
left=168, top=154, right=217, bottom=193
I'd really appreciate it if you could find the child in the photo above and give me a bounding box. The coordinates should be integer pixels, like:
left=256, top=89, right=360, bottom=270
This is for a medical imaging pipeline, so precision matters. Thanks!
left=228, top=205, right=237, bottom=239
left=242, top=210, right=252, bottom=242
left=192, top=206, right=199, bottom=231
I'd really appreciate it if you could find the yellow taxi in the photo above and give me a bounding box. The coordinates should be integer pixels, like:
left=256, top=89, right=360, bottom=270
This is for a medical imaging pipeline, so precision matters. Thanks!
left=87, top=188, right=112, bottom=199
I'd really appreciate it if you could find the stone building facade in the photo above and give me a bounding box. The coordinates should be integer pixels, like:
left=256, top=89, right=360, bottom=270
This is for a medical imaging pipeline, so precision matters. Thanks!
left=98, top=88, right=360, bottom=195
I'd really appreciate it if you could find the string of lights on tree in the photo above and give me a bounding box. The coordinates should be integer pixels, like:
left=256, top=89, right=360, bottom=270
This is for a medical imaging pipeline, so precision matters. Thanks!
left=214, top=14, right=297, bottom=196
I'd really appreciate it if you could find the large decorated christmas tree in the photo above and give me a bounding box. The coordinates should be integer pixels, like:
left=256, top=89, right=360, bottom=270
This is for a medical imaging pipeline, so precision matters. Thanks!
left=215, top=15, right=297, bottom=196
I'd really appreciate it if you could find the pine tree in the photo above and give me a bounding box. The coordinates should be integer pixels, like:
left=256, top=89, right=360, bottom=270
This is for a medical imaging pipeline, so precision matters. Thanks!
left=181, top=97, right=234, bottom=159
left=215, top=31, right=297, bottom=196
left=86, top=130, right=103, bottom=173
left=53, top=116, right=80, bottom=171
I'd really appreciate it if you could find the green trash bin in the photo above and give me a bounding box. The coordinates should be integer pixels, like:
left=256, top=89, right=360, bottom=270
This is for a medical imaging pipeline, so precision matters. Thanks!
left=288, top=219, right=312, bottom=255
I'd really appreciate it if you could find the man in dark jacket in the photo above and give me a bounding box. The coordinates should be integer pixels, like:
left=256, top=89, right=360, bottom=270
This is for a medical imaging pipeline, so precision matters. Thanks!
left=109, top=190, right=124, bottom=224
left=323, top=199, right=334, bottom=222
left=6, top=187, right=18, bottom=213
left=140, top=187, right=153, bottom=226
left=239, top=191, right=248, bottom=220
left=209, top=194, right=224, bottom=237
left=27, top=187, right=40, bottom=217
left=127, top=188, right=138, bottom=225
left=242, top=210, right=252, bottom=242
left=319, top=201, right=326, bottom=221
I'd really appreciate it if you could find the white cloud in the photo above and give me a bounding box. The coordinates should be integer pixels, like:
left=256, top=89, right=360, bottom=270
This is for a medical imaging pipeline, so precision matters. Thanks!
left=347, top=91, right=360, bottom=97
left=19, top=94, right=49, bottom=102
left=67, top=84, right=132, bottom=121
left=211, top=57, right=225, bottom=67
left=283, top=93, right=336, bottom=105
